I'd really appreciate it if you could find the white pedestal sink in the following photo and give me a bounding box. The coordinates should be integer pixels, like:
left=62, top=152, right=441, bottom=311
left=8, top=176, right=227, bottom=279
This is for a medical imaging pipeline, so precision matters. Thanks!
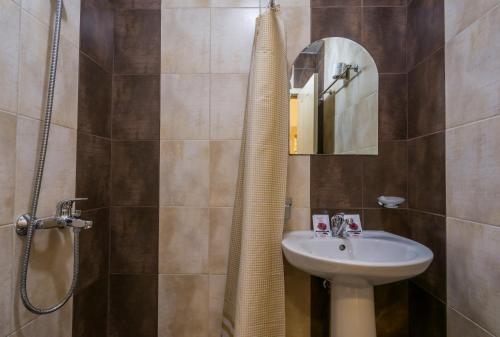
left=282, top=231, right=433, bottom=337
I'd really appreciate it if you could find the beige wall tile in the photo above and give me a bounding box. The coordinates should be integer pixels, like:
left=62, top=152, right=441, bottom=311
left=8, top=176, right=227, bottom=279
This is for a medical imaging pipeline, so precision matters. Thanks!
left=161, top=74, right=210, bottom=140
left=21, top=0, right=80, bottom=47
left=287, top=156, right=309, bottom=208
left=208, top=275, right=226, bottom=337
left=160, top=140, right=209, bottom=207
left=0, top=0, right=20, bottom=114
left=284, top=260, right=310, bottom=337
left=0, top=225, right=14, bottom=336
left=161, top=8, right=210, bottom=73
left=52, top=36, right=79, bottom=130
left=209, top=207, right=232, bottom=274
left=211, top=8, right=259, bottom=74
left=210, top=0, right=259, bottom=6
left=209, top=141, right=240, bottom=207
left=448, top=307, right=495, bottom=337
left=284, top=207, right=310, bottom=232
left=9, top=298, right=72, bottom=337
left=162, top=0, right=209, bottom=8
left=0, top=112, right=17, bottom=226
left=15, top=117, right=77, bottom=219
left=158, top=274, right=209, bottom=337
left=445, top=5, right=500, bottom=128
left=12, top=226, right=74, bottom=329
left=446, top=116, right=500, bottom=227
left=210, top=74, right=247, bottom=140
left=445, top=0, right=500, bottom=41
left=280, top=6, right=310, bottom=68
left=280, top=0, right=309, bottom=6
left=19, top=13, right=79, bottom=129
left=18, top=12, right=49, bottom=121
left=447, top=218, right=500, bottom=336
left=159, top=207, right=209, bottom=274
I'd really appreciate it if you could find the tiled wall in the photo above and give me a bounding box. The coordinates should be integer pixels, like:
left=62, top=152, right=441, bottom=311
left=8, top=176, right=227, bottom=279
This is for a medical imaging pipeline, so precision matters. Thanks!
left=158, top=1, right=310, bottom=336
left=0, top=0, right=80, bottom=335
left=74, top=0, right=162, bottom=334
left=406, top=0, right=447, bottom=336
left=445, top=0, right=500, bottom=336
left=73, top=0, right=113, bottom=334
left=109, top=1, right=161, bottom=336
left=309, top=0, right=410, bottom=336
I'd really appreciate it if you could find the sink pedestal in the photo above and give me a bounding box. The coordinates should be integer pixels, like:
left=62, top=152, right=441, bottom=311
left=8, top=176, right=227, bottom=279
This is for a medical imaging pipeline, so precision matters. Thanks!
left=330, top=284, right=376, bottom=337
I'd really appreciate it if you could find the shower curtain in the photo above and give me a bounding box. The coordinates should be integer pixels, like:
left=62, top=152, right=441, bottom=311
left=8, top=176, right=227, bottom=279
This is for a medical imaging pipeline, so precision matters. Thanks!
left=222, top=7, right=289, bottom=337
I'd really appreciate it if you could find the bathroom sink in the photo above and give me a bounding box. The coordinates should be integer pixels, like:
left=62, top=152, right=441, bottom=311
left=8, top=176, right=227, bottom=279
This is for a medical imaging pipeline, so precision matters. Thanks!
left=282, top=230, right=433, bottom=286
left=282, top=231, right=433, bottom=337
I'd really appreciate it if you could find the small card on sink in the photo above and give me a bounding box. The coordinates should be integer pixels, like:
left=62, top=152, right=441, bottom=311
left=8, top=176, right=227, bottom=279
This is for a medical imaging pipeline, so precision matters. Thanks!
left=312, top=214, right=332, bottom=238
left=344, top=214, right=363, bottom=236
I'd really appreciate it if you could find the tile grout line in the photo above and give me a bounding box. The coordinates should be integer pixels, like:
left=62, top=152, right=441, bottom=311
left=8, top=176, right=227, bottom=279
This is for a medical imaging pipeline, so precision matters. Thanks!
left=445, top=113, right=500, bottom=133
left=446, top=216, right=500, bottom=230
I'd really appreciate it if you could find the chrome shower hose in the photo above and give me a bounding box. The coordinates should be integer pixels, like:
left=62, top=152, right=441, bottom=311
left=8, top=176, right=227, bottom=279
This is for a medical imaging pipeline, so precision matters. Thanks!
left=20, top=0, right=81, bottom=315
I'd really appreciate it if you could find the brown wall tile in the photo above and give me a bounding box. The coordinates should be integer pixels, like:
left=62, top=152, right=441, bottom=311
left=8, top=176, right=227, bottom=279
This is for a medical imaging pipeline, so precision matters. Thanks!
left=293, top=68, right=316, bottom=88
left=293, top=52, right=319, bottom=69
left=76, top=133, right=111, bottom=210
left=73, top=278, right=108, bottom=337
left=364, top=209, right=410, bottom=237
left=409, top=283, right=446, bottom=337
left=408, top=132, right=445, bottom=214
left=112, top=75, right=160, bottom=140
left=112, top=0, right=160, bottom=10
left=310, top=276, right=329, bottom=337
left=364, top=0, right=406, bottom=5
left=111, top=141, right=159, bottom=206
left=114, top=10, right=161, bottom=75
left=379, top=74, right=408, bottom=141
left=310, top=156, right=363, bottom=209
left=108, top=275, right=158, bottom=337
left=77, top=208, right=110, bottom=293
left=408, top=48, right=445, bottom=138
left=311, top=7, right=362, bottom=42
left=73, top=277, right=108, bottom=337
left=406, top=0, right=444, bottom=70
left=311, top=0, right=361, bottom=6
left=363, top=141, right=408, bottom=208
left=110, top=207, right=159, bottom=274
left=80, top=0, right=114, bottom=72
left=362, top=6, right=407, bottom=73
left=374, top=281, right=409, bottom=337
left=408, top=210, right=446, bottom=301
left=78, top=53, right=112, bottom=138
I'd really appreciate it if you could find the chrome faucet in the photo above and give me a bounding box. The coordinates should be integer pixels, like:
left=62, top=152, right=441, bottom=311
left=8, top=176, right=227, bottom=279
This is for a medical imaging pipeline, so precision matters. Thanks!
left=16, top=198, right=93, bottom=235
left=331, top=213, right=348, bottom=238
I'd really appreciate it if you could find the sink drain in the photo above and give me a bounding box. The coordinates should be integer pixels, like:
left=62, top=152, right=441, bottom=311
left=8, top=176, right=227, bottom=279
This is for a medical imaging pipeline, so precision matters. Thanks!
left=339, top=244, right=346, bottom=251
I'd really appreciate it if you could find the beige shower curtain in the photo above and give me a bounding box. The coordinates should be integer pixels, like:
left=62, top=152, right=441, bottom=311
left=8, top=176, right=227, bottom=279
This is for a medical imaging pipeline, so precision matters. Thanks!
left=221, top=7, right=289, bottom=337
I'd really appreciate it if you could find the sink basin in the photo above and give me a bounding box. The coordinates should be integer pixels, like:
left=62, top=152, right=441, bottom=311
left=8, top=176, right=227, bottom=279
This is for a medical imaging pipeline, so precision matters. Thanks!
left=282, top=231, right=433, bottom=337
left=282, top=230, right=433, bottom=286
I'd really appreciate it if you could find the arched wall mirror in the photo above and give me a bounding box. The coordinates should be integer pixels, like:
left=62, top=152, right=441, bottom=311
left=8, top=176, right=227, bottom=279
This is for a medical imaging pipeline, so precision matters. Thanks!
left=289, top=37, right=379, bottom=155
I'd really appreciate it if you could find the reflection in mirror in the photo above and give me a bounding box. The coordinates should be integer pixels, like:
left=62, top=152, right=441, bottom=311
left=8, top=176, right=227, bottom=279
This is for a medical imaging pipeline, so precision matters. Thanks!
left=290, top=37, right=379, bottom=155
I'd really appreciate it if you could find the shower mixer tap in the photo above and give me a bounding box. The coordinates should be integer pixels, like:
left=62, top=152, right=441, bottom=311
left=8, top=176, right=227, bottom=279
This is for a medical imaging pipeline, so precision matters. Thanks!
left=16, top=198, right=93, bottom=235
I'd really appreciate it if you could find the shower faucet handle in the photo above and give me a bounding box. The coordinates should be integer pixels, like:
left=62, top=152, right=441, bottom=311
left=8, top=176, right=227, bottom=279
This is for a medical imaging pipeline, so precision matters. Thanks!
left=56, top=198, right=88, bottom=217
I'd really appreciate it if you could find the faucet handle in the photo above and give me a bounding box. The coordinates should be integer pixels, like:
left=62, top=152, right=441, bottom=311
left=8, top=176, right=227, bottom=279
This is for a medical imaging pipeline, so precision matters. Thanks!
left=331, top=213, right=345, bottom=227
left=56, top=198, right=88, bottom=217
